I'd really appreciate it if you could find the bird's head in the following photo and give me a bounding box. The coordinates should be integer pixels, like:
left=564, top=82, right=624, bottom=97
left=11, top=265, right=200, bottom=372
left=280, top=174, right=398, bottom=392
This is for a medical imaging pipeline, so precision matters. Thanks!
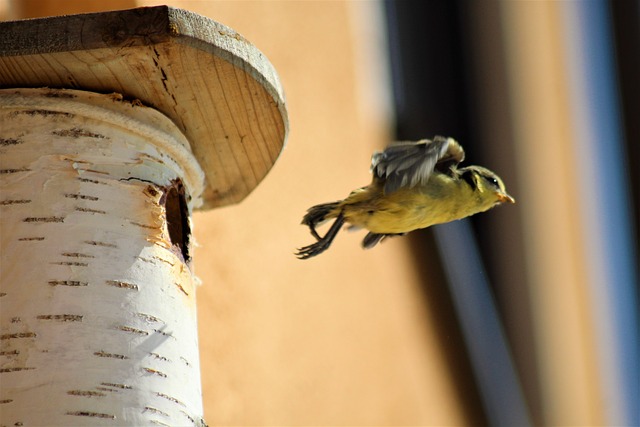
left=460, top=166, right=515, bottom=211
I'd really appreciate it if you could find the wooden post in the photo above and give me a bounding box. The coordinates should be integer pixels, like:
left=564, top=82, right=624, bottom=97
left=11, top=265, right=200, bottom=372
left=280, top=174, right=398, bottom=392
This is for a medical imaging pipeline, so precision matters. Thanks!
left=0, top=7, right=288, bottom=427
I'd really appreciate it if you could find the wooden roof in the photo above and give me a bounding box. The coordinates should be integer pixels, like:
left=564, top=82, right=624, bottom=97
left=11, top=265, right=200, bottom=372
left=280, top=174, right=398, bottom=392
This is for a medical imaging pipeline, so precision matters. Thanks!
left=0, top=6, right=289, bottom=209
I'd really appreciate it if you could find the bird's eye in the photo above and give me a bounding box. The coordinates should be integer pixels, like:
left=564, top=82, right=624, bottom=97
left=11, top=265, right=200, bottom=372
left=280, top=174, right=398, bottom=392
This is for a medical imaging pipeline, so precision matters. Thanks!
left=485, top=176, right=500, bottom=188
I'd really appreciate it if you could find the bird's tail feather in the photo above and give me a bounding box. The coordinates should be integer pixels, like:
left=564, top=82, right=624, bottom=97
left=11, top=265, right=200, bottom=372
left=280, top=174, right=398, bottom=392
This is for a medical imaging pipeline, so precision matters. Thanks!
left=362, top=232, right=385, bottom=249
left=362, top=232, right=406, bottom=249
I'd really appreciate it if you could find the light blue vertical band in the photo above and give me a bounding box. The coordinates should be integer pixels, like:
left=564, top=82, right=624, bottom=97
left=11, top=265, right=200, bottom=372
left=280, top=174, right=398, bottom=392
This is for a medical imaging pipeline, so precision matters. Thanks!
left=561, top=2, right=640, bottom=425
left=434, top=221, right=532, bottom=427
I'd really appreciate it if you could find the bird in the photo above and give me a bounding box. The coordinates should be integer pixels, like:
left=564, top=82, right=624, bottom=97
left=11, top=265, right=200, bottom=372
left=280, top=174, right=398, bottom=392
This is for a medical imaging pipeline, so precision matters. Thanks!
left=296, top=136, right=515, bottom=259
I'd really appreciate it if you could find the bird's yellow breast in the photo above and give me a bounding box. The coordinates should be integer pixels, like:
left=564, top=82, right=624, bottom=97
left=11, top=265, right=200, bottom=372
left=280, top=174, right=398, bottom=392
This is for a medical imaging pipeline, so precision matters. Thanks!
left=339, top=174, right=476, bottom=234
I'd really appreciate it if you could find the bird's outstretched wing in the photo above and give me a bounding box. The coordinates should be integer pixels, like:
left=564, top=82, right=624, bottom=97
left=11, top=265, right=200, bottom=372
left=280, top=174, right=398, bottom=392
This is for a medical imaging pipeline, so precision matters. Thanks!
left=371, top=136, right=465, bottom=194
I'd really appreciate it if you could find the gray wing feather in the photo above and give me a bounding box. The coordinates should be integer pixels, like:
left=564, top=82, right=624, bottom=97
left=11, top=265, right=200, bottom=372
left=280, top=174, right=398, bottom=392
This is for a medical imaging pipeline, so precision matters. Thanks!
left=371, top=136, right=459, bottom=194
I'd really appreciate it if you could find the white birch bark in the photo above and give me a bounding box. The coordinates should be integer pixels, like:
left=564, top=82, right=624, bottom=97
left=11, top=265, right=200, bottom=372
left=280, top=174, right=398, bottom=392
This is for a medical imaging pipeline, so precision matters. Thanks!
left=0, top=88, right=206, bottom=426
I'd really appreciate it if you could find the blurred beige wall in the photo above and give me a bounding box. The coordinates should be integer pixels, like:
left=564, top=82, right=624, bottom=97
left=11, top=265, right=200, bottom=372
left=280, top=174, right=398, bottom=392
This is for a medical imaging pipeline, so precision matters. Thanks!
left=5, top=0, right=136, bottom=17
left=150, top=2, right=465, bottom=425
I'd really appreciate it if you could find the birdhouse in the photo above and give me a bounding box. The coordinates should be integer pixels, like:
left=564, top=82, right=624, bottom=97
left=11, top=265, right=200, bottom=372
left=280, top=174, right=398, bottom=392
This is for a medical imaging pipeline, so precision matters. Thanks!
left=0, top=6, right=288, bottom=426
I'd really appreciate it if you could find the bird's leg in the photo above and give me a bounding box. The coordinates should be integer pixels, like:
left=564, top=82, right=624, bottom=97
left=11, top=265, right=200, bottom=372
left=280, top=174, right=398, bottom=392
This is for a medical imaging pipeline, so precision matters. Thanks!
left=296, top=212, right=345, bottom=259
left=301, top=201, right=341, bottom=241
left=308, top=223, right=322, bottom=241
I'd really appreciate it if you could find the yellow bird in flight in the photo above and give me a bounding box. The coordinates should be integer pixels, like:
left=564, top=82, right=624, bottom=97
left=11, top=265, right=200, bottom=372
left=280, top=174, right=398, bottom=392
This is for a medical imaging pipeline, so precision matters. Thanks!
left=296, top=136, right=515, bottom=259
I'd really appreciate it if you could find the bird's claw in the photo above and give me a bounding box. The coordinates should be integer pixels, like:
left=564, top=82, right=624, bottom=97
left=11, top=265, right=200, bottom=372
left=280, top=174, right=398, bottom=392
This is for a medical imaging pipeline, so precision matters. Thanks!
left=296, top=239, right=331, bottom=259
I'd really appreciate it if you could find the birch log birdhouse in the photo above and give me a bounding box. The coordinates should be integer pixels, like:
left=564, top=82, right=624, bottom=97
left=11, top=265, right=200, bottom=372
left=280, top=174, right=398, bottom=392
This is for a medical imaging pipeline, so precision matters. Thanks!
left=0, top=6, right=288, bottom=427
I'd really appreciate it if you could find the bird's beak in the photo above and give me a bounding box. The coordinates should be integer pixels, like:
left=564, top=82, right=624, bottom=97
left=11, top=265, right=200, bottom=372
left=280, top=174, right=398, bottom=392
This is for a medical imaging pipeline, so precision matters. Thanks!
left=497, top=193, right=515, bottom=204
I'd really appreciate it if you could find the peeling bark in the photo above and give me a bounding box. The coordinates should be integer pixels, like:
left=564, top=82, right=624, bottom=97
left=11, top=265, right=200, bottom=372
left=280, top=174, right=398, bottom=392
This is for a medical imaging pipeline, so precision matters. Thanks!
left=0, top=88, right=206, bottom=427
